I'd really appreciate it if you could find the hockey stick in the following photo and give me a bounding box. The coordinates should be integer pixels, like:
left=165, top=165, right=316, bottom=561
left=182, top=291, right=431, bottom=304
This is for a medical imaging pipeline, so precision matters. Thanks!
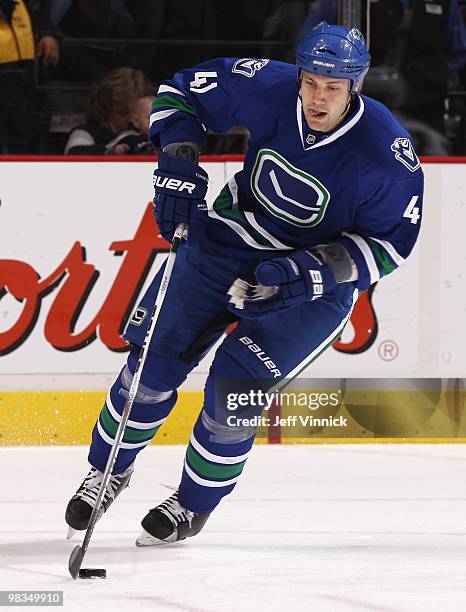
left=68, top=223, right=187, bottom=579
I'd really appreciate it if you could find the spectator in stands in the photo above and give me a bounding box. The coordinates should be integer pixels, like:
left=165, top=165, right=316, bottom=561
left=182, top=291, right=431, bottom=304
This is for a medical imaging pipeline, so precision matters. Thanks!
left=64, top=67, right=154, bottom=154
left=0, top=0, right=59, bottom=153
left=111, top=94, right=155, bottom=154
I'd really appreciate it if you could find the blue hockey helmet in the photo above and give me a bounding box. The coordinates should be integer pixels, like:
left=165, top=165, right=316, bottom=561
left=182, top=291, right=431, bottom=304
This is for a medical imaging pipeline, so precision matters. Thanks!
left=296, top=22, right=371, bottom=93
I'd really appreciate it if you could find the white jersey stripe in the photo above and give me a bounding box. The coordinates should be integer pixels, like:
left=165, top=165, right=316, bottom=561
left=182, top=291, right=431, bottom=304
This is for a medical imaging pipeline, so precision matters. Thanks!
left=228, top=175, right=239, bottom=210
left=157, top=84, right=185, bottom=97
left=184, top=459, right=242, bottom=488
left=190, top=431, right=251, bottom=464
left=150, top=108, right=179, bottom=127
left=369, top=237, right=405, bottom=267
left=106, top=392, right=167, bottom=430
left=210, top=181, right=291, bottom=251
left=244, top=213, right=293, bottom=250
left=343, top=232, right=380, bottom=285
left=97, top=420, right=152, bottom=449
left=208, top=207, right=274, bottom=250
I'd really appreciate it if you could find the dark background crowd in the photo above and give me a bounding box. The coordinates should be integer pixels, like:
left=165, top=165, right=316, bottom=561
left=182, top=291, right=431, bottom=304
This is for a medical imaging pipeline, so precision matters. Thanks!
left=1, top=0, right=465, bottom=156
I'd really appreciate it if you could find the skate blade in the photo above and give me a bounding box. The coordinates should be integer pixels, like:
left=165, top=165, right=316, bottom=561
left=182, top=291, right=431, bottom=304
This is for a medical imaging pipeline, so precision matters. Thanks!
left=66, top=526, right=79, bottom=540
left=135, top=529, right=172, bottom=547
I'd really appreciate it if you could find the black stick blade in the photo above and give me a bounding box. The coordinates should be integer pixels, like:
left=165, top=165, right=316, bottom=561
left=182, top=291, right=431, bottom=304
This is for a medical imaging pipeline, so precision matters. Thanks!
left=69, top=545, right=84, bottom=579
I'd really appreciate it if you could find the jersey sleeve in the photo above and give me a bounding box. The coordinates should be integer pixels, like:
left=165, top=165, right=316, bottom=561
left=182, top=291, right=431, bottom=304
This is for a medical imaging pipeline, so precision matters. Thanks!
left=337, top=166, right=424, bottom=291
left=149, top=57, right=277, bottom=149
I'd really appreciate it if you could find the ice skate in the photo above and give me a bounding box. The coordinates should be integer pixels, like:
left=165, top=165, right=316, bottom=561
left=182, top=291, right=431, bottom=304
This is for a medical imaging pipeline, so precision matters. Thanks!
left=65, top=464, right=134, bottom=536
left=135, top=490, right=210, bottom=546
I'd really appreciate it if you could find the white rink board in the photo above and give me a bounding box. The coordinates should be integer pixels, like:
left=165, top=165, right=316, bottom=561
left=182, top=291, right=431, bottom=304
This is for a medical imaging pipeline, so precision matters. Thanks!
left=0, top=160, right=464, bottom=389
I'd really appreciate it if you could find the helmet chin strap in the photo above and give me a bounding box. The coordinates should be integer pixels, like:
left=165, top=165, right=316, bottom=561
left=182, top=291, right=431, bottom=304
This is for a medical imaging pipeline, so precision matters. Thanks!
left=340, top=84, right=355, bottom=118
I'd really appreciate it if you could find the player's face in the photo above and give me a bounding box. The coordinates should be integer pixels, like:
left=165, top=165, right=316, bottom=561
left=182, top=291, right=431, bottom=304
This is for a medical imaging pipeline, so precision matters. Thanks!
left=300, top=72, right=351, bottom=133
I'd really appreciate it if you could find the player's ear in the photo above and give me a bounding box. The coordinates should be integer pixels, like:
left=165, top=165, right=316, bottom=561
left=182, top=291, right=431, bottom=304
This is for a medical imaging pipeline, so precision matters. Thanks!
left=355, top=78, right=365, bottom=93
left=298, top=69, right=304, bottom=98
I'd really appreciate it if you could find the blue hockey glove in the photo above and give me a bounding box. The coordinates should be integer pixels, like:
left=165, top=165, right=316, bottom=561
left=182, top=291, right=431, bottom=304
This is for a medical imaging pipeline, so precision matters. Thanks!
left=153, top=151, right=208, bottom=243
left=227, top=249, right=336, bottom=318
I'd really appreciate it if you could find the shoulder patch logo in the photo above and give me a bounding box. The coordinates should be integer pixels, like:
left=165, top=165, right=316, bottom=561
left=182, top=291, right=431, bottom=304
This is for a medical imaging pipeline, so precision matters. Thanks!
left=390, top=137, right=420, bottom=172
left=232, top=58, right=269, bottom=78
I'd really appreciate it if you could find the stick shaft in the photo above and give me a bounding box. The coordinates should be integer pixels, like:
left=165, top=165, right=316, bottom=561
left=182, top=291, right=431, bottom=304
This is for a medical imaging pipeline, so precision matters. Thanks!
left=71, top=223, right=186, bottom=570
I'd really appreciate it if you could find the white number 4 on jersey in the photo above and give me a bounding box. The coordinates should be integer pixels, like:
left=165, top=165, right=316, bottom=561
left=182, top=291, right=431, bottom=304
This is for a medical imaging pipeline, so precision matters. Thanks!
left=403, top=195, right=420, bottom=224
left=189, top=71, right=218, bottom=94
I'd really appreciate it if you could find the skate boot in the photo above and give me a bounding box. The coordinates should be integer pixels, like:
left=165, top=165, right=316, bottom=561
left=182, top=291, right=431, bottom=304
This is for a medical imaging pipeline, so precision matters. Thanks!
left=136, top=490, right=210, bottom=546
left=65, top=464, right=133, bottom=536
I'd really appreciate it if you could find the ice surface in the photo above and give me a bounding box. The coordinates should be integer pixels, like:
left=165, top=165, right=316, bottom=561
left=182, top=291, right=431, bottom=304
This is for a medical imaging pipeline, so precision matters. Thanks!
left=1, top=444, right=466, bottom=612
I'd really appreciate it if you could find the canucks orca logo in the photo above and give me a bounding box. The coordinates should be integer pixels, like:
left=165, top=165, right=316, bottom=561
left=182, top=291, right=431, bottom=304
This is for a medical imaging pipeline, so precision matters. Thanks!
left=232, top=58, right=269, bottom=78
left=251, top=149, right=330, bottom=227
left=391, top=138, right=420, bottom=172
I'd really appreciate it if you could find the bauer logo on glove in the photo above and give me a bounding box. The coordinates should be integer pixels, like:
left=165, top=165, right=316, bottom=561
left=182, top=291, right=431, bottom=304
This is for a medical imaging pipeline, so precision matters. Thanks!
left=153, top=175, right=197, bottom=194
left=152, top=151, right=209, bottom=244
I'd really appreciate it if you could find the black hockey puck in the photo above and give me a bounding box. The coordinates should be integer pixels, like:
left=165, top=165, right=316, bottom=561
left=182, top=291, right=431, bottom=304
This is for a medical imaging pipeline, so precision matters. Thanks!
left=78, top=568, right=107, bottom=579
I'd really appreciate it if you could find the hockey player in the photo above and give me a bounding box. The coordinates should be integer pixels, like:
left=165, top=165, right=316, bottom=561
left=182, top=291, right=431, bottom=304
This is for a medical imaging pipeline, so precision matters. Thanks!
left=66, top=22, right=423, bottom=545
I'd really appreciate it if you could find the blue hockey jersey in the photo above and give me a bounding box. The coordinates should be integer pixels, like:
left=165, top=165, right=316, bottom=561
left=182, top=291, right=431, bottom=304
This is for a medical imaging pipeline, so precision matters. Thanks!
left=149, top=57, right=424, bottom=291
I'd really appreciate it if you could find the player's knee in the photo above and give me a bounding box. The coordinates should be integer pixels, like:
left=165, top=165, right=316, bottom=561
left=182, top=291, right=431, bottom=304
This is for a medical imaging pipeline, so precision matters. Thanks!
left=119, top=362, right=175, bottom=404
left=202, top=349, right=263, bottom=442
left=122, top=345, right=193, bottom=401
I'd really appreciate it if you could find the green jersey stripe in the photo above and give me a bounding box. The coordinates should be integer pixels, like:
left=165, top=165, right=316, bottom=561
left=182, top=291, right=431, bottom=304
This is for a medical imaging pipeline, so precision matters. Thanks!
left=368, top=239, right=397, bottom=276
left=190, top=431, right=252, bottom=464
left=152, top=94, right=198, bottom=118
left=213, top=185, right=275, bottom=248
left=184, top=459, right=242, bottom=488
left=186, top=445, right=246, bottom=480
left=97, top=420, right=154, bottom=450
left=100, top=408, right=159, bottom=442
